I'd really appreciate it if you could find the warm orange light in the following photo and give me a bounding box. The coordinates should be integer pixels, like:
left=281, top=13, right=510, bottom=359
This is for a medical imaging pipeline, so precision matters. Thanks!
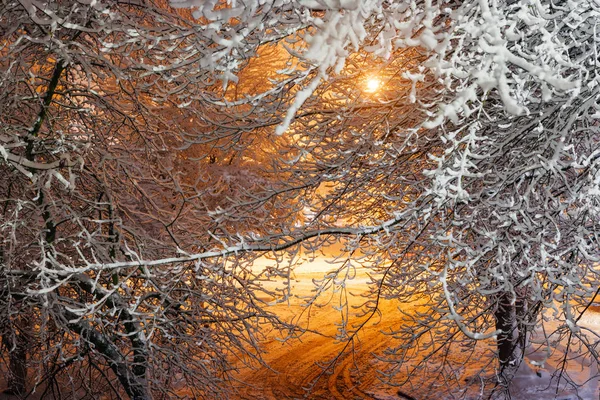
left=365, top=77, right=381, bottom=93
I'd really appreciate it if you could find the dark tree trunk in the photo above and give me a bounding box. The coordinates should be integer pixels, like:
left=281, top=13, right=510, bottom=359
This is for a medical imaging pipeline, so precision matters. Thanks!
left=495, top=292, right=517, bottom=368
left=2, top=323, right=28, bottom=396
left=515, top=290, right=528, bottom=351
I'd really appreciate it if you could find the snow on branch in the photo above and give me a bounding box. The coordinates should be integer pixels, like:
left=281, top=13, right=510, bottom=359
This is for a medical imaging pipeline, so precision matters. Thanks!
left=31, top=215, right=407, bottom=276
left=172, top=0, right=586, bottom=131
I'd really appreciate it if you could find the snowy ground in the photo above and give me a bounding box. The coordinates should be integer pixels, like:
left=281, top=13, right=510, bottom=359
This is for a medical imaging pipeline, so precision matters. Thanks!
left=506, top=311, right=600, bottom=400
left=3, top=255, right=595, bottom=399
left=236, top=256, right=600, bottom=400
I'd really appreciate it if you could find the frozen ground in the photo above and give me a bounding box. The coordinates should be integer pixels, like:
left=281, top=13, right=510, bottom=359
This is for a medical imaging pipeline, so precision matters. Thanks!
left=237, top=256, right=600, bottom=400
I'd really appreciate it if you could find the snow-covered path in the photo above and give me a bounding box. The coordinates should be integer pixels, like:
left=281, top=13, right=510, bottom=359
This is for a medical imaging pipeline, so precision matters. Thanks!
left=236, top=258, right=600, bottom=400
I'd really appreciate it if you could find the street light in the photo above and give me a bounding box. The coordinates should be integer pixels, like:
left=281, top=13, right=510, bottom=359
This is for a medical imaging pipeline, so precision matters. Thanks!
left=365, top=77, right=381, bottom=93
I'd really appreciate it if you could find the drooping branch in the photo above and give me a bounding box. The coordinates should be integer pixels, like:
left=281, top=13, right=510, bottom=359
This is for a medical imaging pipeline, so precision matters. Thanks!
left=62, top=215, right=409, bottom=273
left=62, top=309, right=150, bottom=400
left=71, top=274, right=148, bottom=382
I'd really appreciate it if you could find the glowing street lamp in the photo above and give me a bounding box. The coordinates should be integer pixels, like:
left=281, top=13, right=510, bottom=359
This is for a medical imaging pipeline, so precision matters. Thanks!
left=365, top=77, right=381, bottom=93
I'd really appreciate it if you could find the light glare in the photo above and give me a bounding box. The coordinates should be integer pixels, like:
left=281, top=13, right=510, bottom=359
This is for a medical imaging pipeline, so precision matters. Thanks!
left=365, top=77, right=381, bottom=93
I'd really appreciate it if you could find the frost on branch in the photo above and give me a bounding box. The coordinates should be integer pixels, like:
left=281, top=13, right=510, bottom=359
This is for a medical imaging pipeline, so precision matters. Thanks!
left=1, top=0, right=599, bottom=398
left=0, top=1, right=300, bottom=397
left=174, top=0, right=583, bottom=133
left=168, top=0, right=600, bottom=395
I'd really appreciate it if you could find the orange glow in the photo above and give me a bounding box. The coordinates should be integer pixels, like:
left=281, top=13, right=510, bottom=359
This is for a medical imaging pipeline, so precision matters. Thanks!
left=365, top=77, right=381, bottom=93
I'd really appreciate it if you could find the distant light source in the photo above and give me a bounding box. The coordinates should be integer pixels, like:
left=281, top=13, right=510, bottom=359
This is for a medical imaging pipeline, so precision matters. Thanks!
left=365, top=77, right=381, bottom=93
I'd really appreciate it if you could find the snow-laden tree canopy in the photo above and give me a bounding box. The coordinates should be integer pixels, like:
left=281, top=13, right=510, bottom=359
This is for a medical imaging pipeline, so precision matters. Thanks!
left=173, top=0, right=584, bottom=128
left=1, top=0, right=599, bottom=398
left=169, top=0, right=600, bottom=396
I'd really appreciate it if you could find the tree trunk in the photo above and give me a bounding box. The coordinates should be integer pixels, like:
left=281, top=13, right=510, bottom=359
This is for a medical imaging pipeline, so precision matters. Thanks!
left=515, top=290, right=528, bottom=351
left=2, top=322, right=28, bottom=396
left=495, top=292, right=517, bottom=368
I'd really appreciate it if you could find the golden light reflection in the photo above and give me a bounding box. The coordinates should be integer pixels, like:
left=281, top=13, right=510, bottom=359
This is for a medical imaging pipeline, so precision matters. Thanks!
left=365, top=77, right=381, bottom=93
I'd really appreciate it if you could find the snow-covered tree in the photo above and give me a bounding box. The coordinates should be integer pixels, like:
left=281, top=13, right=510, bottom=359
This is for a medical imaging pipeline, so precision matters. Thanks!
left=2, top=0, right=600, bottom=398
left=171, top=0, right=600, bottom=397
left=0, top=1, right=304, bottom=398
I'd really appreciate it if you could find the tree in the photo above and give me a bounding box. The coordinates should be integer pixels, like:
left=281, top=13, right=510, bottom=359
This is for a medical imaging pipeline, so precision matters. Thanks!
left=0, top=1, right=304, bottom=398
left=2, top=0, right=599, bottom=399
left=171, top=0, right=600, bottom=397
